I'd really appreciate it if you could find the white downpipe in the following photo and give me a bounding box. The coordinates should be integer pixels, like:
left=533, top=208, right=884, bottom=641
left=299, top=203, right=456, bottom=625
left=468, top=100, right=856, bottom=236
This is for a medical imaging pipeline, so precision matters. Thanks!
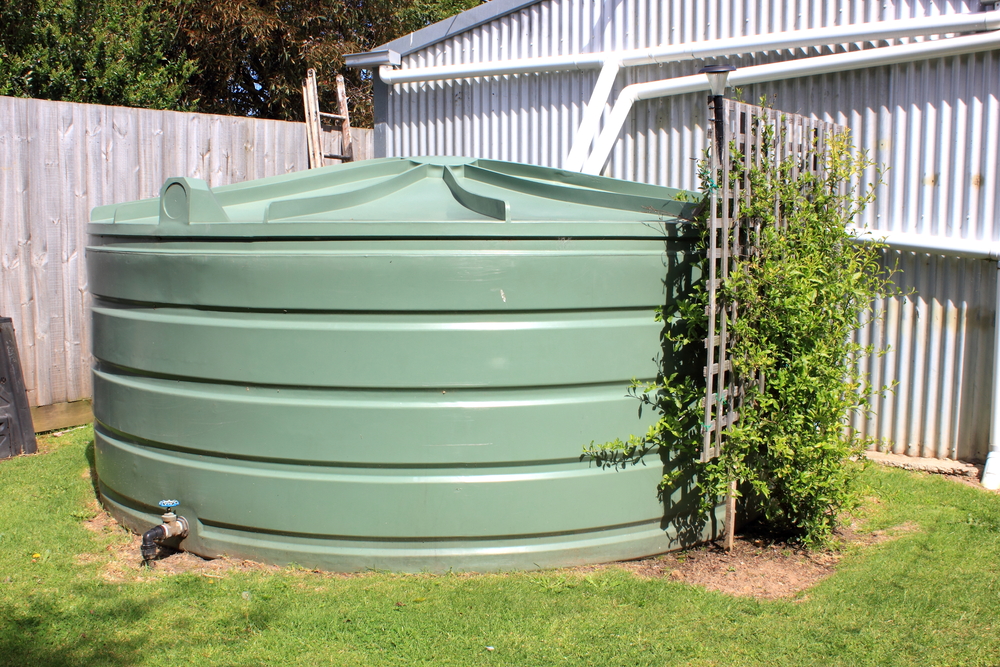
left=377, top=13, right=1000, bottom=86
left=850, top=230, right=1000, bottom=487
left=563, top=61, right=622, bottom=172
left=981, top=264, right=1000, bottom=491
left=577, top=76, right=705, bottom=174
left=987, top=266, right=1000, bottom=489
left=579, top=29, right=1000, bottom=175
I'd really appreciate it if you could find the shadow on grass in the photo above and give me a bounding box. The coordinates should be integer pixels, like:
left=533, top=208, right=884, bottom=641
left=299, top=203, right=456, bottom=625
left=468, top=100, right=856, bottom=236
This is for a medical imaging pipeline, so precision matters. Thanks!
left=0, top=590, right=153, bottom=666
left=84, top=440, right=101, bottom=503
left=0, top=576, right=283, bottom=666
left=1, top=438, right=155, bottom=664
left=1, top=429, right=284, bottom=665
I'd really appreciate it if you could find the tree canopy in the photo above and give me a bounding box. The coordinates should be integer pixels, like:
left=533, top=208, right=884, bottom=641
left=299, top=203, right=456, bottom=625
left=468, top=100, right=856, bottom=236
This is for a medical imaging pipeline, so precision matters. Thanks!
left=0, top=0, right=483, bottom=124
left=0, top=0, right=196, bottom=109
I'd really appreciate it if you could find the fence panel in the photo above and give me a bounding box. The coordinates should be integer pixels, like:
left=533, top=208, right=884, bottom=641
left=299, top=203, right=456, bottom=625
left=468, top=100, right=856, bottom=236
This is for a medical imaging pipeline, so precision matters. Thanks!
left=0, top=97, right=369, bottom=411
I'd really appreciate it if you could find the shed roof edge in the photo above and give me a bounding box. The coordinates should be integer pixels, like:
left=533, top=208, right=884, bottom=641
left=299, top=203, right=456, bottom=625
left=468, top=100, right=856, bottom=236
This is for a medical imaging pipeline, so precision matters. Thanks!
left=376, top=0, right=542, bottom=57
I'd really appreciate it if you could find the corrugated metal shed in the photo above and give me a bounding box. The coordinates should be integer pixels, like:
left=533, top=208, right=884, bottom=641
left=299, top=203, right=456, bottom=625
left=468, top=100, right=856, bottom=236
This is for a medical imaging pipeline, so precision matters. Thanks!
left=370, top=0, right=1000, bottom=462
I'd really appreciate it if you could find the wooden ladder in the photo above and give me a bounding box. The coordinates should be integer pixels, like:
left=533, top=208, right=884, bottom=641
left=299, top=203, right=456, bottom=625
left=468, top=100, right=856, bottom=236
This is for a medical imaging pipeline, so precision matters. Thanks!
left=302, top=68, right=353, bottom=168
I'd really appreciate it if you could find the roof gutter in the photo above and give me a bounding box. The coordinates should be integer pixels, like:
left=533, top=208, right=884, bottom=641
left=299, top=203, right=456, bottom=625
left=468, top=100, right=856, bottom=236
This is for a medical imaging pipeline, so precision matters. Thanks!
left=368, top=12, right=1000, bottom=85
left=349, top=12, right=1000, bottom=174
left=578, top=28, right=1000, bottom=174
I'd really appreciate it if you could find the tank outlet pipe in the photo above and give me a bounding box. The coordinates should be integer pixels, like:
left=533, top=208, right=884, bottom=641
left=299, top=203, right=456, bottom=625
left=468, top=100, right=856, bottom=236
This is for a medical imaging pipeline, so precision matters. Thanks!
left=140, top=500, right=189, bottom=564
left=578, top=28, right=1000, bottom=175
left=849, top=229, right=1000, bottom=489
left=373, top=12, right=1000, bottom=86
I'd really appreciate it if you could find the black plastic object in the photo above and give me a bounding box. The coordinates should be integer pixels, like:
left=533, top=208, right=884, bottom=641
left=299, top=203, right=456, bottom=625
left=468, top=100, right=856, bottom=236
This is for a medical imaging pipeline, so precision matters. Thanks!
left=141, top=524, right=167, bottom=563
left=0, top=317, right=37, bottom=458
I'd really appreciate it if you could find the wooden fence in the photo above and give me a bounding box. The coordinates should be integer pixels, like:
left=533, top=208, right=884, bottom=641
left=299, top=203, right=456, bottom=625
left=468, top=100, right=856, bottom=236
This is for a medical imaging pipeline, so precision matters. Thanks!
left=0, top=95, right=372, bottom=428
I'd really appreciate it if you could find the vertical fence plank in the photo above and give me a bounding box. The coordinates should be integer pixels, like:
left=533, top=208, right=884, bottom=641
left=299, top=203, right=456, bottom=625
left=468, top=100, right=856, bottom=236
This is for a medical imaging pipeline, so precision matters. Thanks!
left=28, top=99, right=60, bottom=406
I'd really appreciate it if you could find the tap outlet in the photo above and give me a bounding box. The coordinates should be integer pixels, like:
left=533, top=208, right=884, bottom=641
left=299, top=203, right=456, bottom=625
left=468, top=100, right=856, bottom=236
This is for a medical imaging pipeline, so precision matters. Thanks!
left=141, top=499, right=190, bottom=565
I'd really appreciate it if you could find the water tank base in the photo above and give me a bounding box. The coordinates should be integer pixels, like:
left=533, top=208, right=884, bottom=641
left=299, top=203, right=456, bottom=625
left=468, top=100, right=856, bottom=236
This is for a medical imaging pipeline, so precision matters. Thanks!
left=99, top=486, right=725, bottom=573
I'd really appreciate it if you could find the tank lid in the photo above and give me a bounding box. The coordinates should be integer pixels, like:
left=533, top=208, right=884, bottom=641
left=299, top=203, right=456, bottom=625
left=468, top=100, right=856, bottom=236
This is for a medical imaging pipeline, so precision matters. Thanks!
left=90, top=157, right=701, bottom=238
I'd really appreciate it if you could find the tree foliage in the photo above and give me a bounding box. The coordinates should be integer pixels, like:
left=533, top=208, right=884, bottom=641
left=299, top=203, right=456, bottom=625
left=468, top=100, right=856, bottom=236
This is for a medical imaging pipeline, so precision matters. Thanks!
left=395, top=0, right=487, bottom=27
left=1, top=0, right=484, bottom=123
left=0, top=0, right=196, bottom=109
left=166, top=0, right=415, bottom=124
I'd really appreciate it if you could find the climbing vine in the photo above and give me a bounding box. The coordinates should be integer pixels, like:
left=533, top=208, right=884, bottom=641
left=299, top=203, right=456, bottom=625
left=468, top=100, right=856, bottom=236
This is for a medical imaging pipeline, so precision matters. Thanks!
left=587, top=108, right=895, bottom=545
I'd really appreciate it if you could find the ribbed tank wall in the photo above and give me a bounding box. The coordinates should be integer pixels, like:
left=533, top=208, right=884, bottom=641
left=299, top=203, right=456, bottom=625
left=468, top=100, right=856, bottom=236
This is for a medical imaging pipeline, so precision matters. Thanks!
left=89, top=235, right=707, bottom=571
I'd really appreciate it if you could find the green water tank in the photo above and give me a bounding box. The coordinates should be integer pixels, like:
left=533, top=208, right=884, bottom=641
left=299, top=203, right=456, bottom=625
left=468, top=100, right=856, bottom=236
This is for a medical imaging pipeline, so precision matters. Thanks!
left=88, top=156, right=715, bottom=572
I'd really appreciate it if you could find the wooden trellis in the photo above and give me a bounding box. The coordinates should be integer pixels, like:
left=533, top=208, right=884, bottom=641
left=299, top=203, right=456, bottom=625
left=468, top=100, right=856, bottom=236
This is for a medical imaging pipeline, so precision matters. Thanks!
left=702, top=99, right=843, bottom=546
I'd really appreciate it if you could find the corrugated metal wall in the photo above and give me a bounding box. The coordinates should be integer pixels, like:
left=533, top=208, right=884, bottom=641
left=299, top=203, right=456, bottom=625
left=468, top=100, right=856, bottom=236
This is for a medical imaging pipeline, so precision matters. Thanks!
left=381, top=0, right=1000, bottom=461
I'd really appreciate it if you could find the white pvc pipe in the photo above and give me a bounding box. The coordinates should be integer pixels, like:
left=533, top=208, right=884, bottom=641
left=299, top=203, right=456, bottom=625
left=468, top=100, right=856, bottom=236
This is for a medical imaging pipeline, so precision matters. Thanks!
left=987, top=265, right=1000, bottom=489
left=573, top=74, right=706, bottom=173
left=849, top=228, right=1000, bottom=261
left=563, top=61, right=622, bottom=172
left=579, top=29, right=1000, bottom=175
left=378, top=13, right=1000, bottom=85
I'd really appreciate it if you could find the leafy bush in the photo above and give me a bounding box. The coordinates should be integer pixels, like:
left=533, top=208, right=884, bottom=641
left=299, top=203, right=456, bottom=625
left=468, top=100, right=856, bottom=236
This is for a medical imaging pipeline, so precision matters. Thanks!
left=589, top=110, right=894, bottom=545
left=0, top=0, right=196, bottom=109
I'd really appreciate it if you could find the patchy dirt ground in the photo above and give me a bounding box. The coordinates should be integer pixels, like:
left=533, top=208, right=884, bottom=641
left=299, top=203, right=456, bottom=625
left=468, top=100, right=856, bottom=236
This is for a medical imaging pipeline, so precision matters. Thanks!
left=617, top=540, right=840, bottom=599
left=75, top=500, right=282, bottom=582
left=74, top=495, right=919, bottom=598
left=945, top=473, right=1000, bottom=494
left=608, top=519, right=920, bottom=600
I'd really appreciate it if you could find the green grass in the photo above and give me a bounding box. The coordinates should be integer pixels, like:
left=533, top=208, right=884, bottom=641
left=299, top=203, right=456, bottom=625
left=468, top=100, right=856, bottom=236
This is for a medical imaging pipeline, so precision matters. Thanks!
left=1, top=428, right=999, bottom=666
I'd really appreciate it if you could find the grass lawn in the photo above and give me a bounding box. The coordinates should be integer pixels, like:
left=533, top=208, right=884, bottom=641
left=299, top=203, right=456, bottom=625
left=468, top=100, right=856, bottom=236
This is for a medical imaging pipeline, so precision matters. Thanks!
left=1, top=427, right=999, bottom=666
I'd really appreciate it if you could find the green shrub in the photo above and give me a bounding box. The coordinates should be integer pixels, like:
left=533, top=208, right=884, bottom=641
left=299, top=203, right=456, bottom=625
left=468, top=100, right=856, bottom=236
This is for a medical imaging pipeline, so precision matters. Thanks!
left=588, top=109, right=895, bottom=546
left=0, top=0, right=196, bottom=109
